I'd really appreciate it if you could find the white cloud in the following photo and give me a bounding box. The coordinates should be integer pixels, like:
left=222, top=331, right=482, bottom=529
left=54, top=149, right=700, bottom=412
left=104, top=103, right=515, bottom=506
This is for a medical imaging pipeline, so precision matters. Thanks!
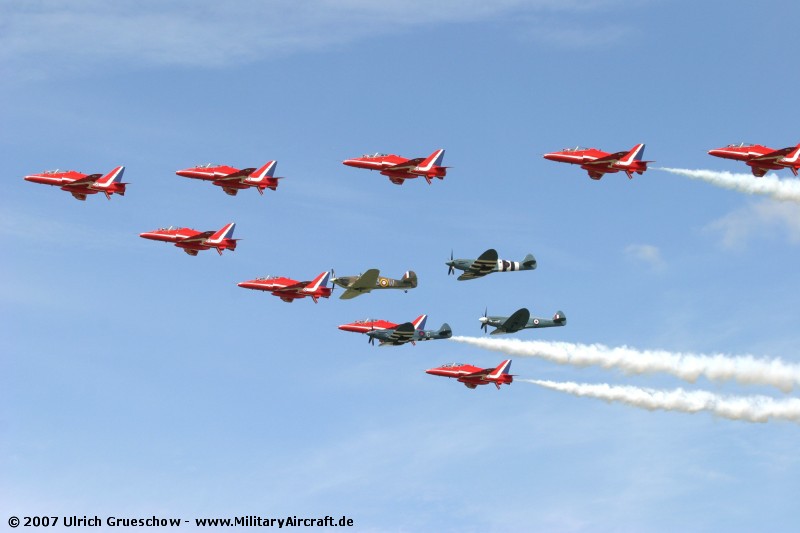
left=706, top=201, right=800, bottom=251
left=625, top=243, right=666, bottom=271
left=0, top=0, right=639, bottom=74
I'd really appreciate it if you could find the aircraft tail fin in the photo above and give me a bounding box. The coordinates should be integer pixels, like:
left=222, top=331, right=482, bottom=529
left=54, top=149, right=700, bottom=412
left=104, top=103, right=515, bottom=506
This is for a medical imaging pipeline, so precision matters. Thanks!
left=95, top=166, right=126, bottom=187
left=553, top=311, right=567, bottom=325
left=208, top=222, right=236, bottom=243
left=305, top=271, right=331, bottom=292
left=437, top=323, right=453, bottom=338
left=402, top=270, right=418, bottom=288
left=487, top=359, right=512, bottom=380
left=416, top=149, right=445, bottom=171
left=618, top=144, right=646, bottom=166
left=249, top=161, right=277, bottom=180
left=522, top=254, right=537, bottom=269
left=412, top=314, right=428, bottom=330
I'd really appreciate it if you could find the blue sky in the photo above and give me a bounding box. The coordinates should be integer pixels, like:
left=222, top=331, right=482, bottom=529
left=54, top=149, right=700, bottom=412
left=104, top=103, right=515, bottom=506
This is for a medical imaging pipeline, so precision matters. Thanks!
left=3, top=1, right=800, bottom=531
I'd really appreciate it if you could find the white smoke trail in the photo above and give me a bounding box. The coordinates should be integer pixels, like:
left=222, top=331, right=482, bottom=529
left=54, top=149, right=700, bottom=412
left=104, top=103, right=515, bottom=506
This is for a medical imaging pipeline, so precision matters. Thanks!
left=658, top=167, right=800, bottom=203
left=525, top=379, right=800, bottom=424
left=450, top=337, right=800, bottom=393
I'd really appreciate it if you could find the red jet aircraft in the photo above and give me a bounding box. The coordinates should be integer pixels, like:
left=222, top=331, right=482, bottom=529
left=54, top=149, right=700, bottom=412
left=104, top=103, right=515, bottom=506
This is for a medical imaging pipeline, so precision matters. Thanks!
left=342, top=149, right=447, bottom=185
left=426, top=360, right=514, bottom=389
left=139, top=223, right=238, bottom=256
left=543, top=144, right=651, bottom=180
left=707, top=143, right=800, bottom=177
left=238, top=271, right=332, bottom=303
left=175, top=161, right=283, bottom=196
left=24, top=166, right=127, bottom=201
left=338, top=315, right=428, bottom=334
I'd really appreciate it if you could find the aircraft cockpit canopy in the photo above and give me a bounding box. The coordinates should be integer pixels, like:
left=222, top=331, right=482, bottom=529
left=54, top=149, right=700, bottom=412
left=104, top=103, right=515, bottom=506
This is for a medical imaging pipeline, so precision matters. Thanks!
left=361, top=153, right=389, bottom=158
left=195, top=163, right=218, bottom=168
left=726, top=143, right=756, bottom=148
left=561, top=146, right=591, bottom=152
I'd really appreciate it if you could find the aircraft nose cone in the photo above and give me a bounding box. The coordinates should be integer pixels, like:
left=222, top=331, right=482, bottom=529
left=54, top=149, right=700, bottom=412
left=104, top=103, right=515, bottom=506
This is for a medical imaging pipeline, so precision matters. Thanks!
left=175, top=170, right=192, bottom=177
left=479, top=316, right=488, bottom=324
left=543, top=153, right=558, bottom=161
left=708, top=149, right=725, bottom=157
left=342, top=159, right=357, bottom=167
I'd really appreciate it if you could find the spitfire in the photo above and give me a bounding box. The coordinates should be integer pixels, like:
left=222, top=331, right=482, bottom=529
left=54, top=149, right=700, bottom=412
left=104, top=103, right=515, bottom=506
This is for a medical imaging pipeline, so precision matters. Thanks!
left=330, top=269, right=417, bottom=300
left=446, top=249, right=537, bottom=281
left=24, top=166, right=127, bottom=201
left=139, top=223, right=238, bottom=256
left=479, top=307, right=566, bottom=335
left=543, top=144, right=652, bottom=180
left=238, top=271, right=332, bottom=303
left=176, top=161, right=283, bottom=196
left=342, top=149, right=447, bottom=185
left=339, top=314, right=452, bottom=346
left=707, top=143, right=800, bottom=177
left=426, top=360, right=514, bottom=389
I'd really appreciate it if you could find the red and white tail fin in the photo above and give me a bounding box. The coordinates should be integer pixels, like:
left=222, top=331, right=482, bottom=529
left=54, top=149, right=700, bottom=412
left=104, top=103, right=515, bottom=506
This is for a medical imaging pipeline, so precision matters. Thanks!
left=95, top=166, right=126, bottom=187
left=415, top=149, right=445, bottom=172
left=305, top=271, right=331, bottom=292
left=412, top=314, right=428, bottom=330
left=249, top=161, right=277, bottom=181
left=208, top=222, right=236, bottom=244
left=617, top=144, right=646, bottom=166
left=487, top=359, right=512, bottom=380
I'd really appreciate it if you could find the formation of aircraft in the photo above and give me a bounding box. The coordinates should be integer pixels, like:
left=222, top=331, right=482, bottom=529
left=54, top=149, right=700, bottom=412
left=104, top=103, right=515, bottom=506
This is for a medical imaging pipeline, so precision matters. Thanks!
left=330, top=269, right=417, bottom=300
left=24, top=166, right=127, bottom=201
left=175, top=161, right=283, bottom=196
left=339, top=314, right=452, bottom=346
left=479, top=307, right=566, bottom=335
left=543, top=144, right=651, bottom=180
left=446, top=249, right=537, bottom=281
left=342, top=149, right=447, bottom=185
left=139, top=222, right=237, bottom=256
left=707, top=143, right=800, bottom=177
left=238, top=271, right=332, bottom=303
left=426, top=360, right=514, bottom=389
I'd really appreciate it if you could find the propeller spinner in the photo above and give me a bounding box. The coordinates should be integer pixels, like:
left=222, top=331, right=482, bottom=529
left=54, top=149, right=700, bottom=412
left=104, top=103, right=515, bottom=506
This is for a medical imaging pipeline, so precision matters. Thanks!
left=480, top=307, right=489, bottom=333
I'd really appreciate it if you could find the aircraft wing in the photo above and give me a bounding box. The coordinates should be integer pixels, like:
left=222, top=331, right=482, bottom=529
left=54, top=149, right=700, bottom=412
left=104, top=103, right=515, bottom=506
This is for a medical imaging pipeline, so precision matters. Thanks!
left=178, top=231, right=214, bottom=243
left=65, top=174, right=103, bottom=187
left=493, top=308, right=530, bottom=334
left=339, top=269, right=380, bottom=300
left=271, top=282, right=308, bottom=295
left=352, top=269, right=380, bottom=289
left=582, top=151, right=627, bottom=166
left=462, top=368, right=492, bottom=379
left=457, top=248, right=499, bottom=281
left=385, top=158, right=424, bottom=172
left=216, top=167, right=256, bottom=181
left=382, top=322, right=416, bottom=345
left=750, top=147, right=795, bottom=162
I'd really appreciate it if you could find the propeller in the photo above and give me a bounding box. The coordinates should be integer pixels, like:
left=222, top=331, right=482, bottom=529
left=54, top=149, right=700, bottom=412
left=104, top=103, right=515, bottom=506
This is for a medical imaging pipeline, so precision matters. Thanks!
left=447, top=250, right=455, bottom=276
left=368, top=323, right=375, bottom=345
left=480, top=307, right=489, bottom=333
left=329, top=268, right=336, bottom=294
